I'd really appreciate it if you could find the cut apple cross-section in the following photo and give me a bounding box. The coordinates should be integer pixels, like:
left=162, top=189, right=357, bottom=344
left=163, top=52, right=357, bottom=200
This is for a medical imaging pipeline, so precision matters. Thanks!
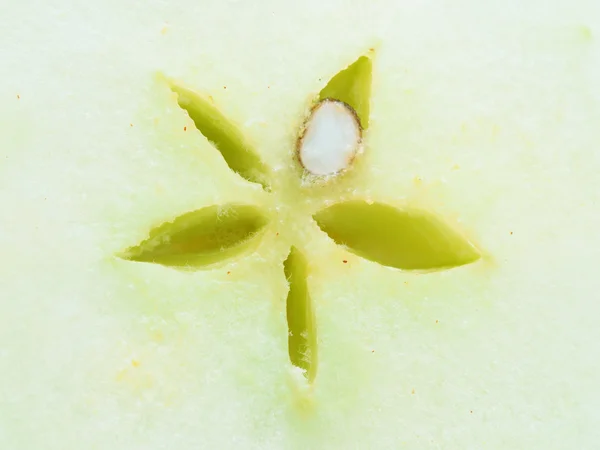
left=119, top=52, right=481, bottom=384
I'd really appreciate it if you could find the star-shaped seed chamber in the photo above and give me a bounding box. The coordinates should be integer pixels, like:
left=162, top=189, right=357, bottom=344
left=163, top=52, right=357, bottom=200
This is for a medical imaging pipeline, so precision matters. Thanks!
left=120, top=53, right=481, bottom=383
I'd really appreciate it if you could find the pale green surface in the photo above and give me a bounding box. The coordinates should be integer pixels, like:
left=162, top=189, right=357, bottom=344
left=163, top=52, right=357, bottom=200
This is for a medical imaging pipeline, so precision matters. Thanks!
left=0, top=1, right=599, bottom=449
left=314, top=201, right=480, bottom=270
left=121, top=204, right=269, bottom=268
left=283, top=247, right=317, bottom=382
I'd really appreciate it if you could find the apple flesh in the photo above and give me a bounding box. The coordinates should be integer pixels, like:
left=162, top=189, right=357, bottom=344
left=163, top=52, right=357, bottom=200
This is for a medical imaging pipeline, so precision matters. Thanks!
left=0, top=1, right=598, bottom=449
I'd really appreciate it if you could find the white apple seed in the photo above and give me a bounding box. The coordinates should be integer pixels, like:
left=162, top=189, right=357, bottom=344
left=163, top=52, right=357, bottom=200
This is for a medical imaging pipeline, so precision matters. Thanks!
left=298, top=99, right=362, bottom=176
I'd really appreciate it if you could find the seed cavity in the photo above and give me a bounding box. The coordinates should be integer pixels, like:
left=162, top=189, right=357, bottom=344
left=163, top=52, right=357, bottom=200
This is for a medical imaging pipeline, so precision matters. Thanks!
left=319, top=55, right=372, bottom=130
left=119, top=204, right=269, bottom=269
left=284, top=247, right=317, bottom=383
left=298, top=100, right=362, bottom=176
left=313, top=201, right=481, bottom=271
left=169, top=82, right=271, bottom=190
left=296, top=54, right=372, bottom=178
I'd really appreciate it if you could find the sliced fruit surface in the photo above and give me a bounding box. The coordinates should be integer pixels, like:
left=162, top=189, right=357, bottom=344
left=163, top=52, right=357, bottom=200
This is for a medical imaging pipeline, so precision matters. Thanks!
left=0, top=1, right=599, bottom=449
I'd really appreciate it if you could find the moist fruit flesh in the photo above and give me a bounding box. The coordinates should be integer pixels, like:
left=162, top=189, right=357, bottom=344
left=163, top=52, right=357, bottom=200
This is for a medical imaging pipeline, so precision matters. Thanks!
left=0, top=1, right=599, bottom=449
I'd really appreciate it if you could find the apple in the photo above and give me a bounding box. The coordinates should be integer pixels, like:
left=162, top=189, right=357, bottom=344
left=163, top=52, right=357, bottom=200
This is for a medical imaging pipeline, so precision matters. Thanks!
left=1, top=1, right=598, bottom=448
